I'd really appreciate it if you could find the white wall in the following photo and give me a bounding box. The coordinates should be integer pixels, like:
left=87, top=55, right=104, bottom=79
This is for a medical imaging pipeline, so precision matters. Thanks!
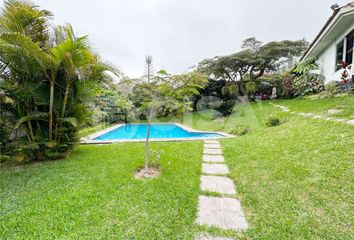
left=317, top=21, right=354, bottom=83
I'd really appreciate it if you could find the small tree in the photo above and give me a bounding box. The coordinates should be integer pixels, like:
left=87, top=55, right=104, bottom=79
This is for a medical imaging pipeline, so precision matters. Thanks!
left=139, top=57, right=207, bottom=174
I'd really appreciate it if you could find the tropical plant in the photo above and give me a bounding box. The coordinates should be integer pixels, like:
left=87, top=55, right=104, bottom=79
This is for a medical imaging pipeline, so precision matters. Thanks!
left=0, top=1, right=118, bottom=162
left=91, top=86, right=132, bottom=125
left=292, top=58, right=325, bottom=96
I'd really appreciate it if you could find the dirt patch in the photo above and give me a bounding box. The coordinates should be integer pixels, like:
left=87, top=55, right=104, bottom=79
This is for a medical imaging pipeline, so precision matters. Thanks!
left=134, top=166, right=161, bottom=179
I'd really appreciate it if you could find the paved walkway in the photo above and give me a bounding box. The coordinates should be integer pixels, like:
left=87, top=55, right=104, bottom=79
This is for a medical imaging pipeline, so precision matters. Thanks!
left=195, top=139, right=248, bottom=239
left=271, top=103, right=354, bottom=126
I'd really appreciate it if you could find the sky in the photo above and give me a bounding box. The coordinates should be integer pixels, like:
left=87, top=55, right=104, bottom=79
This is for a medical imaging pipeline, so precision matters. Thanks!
left=4, top=0, right=351, bottom=78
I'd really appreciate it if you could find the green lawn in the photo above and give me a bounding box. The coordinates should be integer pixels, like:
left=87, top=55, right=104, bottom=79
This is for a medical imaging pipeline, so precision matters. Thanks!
left=157, top=99, right=354, bottom=239
left=1, top=96, right=353, bottom=239
left=275, top=94, right=354, bottom=120
left=221, top=108, right=353, bottom=239
left=0, top=142, right=203, bottom=239
left=152, top=101, right=277, bottom=133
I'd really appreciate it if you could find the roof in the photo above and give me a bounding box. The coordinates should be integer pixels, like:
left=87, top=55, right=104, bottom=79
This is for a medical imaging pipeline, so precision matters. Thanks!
left=301, top=2, right=354, bottom=60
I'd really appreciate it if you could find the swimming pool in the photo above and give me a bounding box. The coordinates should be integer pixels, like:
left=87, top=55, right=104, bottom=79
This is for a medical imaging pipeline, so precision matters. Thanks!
left=84, top=123, right=228, bottom=143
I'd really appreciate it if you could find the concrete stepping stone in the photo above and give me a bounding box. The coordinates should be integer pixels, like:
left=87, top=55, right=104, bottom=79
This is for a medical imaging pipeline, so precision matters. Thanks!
left=328, top=109, right=343, bottom=115
left=196, top=196, right=248, bottom=231
left=200, top=176, right=236, bottom=194
left=195, top=234, right=234, bottom=240
left=332, top=118, right=345, bottom=123
left=203, top=155, right=225, bottom=163
left=204, top=140, right=219, bottom=144
left=204, top=148, right=222, bottom=155
left=202, top=163, right=229, bottom=175
left=346, top=119, right=354, bottom=125
left=204, top=143, right=221, bottom=149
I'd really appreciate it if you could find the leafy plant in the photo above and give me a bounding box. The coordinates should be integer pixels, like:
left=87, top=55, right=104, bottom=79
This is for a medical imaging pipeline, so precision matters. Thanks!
left=245, top=81, right=256, bottom=94
left=228, top=125, right=249, bottom=136
left=148, top=149, right=163, bottom=167
left=281, top=73, right=295, bottom=98
left=266, top=117, right=281, bottom=127
left=339, top=61, right=352, bottom=91
left=292, top=58, right=325, bottom=96
left=324, top=81, right=343, bottom=95
left=216, top=99, right=236, bottom=116
left=221, top=84, right=239, bottom=96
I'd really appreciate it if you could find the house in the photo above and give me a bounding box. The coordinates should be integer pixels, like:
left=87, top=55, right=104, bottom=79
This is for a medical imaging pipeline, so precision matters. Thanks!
left=302, top=2, right=354, bottom=83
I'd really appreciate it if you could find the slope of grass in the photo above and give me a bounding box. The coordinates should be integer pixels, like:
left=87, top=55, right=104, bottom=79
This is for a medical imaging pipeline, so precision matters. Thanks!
left=276, top=94, right=354, bottom=119
left=220, top=104, right=354, bottom=239
left=151, top=101, right=282, bottom=133
left=0, top=142, right=203, bottom=239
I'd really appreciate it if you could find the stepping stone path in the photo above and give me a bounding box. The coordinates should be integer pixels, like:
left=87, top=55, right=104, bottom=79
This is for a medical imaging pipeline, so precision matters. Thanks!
left=347, top=119, right=354, bottom=126
left=195, top=234, right=234, bottom=240
left=203, top=155, right=225, bottom=163
left=200, top=176, right=236, bottom=194
left=271, top=103, right=354, bottom=126
left=204, top=143, right=221, bottom=149
left=195, top=140, right=248, bottom=239
left=202, top=163, right=229, bottom=175
left=204, top=148, right=223, bottom=155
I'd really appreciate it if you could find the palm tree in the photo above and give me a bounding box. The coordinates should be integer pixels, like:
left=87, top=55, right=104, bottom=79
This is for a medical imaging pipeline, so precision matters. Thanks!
left=0, top=0, right=118, bottom=161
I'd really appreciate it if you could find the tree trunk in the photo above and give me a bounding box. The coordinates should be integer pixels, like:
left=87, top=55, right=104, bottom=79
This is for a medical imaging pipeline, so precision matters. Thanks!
left=57, top=83, right=71, bottom=142
left=144, top=110, right=153, bottom=171
left=48, top=81, right=54, bottom=141
left=238, top=78, right=245, bottom=96
left=61, top=83, right=70, bottom=119
left=34, top=106, right=41, bottom=130
left=27, top=121, right=35, bottom=141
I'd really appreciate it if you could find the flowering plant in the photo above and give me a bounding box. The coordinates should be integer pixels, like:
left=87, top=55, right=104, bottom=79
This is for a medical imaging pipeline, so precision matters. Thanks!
left=340, top=61, right=351, bottom=84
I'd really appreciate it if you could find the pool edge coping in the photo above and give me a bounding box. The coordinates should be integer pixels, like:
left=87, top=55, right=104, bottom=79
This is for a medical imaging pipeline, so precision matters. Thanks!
left=80, top=123, right=234, bottom=144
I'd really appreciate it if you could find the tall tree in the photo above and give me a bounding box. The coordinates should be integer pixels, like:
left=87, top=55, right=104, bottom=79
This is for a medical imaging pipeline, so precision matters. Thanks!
left=242, top=37, right=308, bottom=81
left=198, top=37, right=308, bottom=95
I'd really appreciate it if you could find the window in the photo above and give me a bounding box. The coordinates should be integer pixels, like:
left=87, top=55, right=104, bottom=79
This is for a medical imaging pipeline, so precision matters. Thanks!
left=345, top=30, right=354, bottom=65
left=336, top=40, right=344, bottom=71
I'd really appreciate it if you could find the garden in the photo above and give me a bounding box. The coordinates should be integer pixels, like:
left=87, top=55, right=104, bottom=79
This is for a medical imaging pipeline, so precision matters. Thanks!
left=0, top=1, right=353, bottom=239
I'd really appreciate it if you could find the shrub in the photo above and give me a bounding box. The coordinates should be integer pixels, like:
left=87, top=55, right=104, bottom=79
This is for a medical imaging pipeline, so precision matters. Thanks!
left=266, top=117, right=281, bottom=127
left=217, top=100, right=236, bottom=116
left=228, top=125, right=249, bottom=136
left=221, top=85, right=239, bottom=97
left=245, top=81, right=256, bottom=94
left=292, top=58, right=325, bottom=96
left=324, top=81, right=343, bottom=95
left=282, top=73, right=295, bottom=98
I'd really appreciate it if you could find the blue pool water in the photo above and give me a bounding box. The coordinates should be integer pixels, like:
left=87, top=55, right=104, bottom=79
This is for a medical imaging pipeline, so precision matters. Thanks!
left=94, top=124, right=223, bottom=140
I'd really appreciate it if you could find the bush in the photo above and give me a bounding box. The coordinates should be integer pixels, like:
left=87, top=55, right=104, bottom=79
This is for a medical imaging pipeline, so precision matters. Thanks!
left=282, top=73, right=295, bottom=98
left=292, top=58, right=325, bottom=96
left=217, top=100, right=236, bottom=116
left=266, top=117, right=281, bottom=127
left=228, top=125, right=249, bottom=136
